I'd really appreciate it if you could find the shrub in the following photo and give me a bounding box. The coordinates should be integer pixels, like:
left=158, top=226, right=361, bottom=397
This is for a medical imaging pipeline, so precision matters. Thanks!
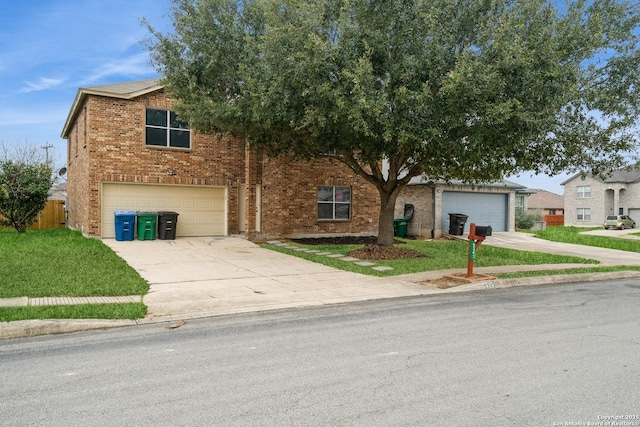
left=515, top=211, right=538, bottom=230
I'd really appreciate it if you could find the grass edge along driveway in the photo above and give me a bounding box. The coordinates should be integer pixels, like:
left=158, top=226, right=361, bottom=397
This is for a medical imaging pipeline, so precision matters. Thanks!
left=1, top=228, right=148, bottom=322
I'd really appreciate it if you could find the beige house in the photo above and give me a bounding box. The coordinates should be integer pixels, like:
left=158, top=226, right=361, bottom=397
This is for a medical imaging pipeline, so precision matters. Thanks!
left=562, top=168, right=640, bottom=227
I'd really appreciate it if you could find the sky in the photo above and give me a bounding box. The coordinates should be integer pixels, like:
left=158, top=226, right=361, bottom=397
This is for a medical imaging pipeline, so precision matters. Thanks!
left=0, top=0, right=570, bottom=195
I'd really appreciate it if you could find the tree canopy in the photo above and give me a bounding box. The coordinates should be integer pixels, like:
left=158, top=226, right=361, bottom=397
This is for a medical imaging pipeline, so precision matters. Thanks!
left=146, top=0, right=640, bottom=245
left=0, top=145, right=54, bottom=233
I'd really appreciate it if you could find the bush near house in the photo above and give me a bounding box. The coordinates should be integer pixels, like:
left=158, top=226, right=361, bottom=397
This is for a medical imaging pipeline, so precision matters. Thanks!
left=0, top=160, right=54, bottom=233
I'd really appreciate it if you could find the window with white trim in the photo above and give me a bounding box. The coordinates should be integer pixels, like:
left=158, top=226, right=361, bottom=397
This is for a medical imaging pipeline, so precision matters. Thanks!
left=145, top=108, right=190, bottom=148
left=576, top=208, right=591, bottom=221
left=318, top=186, right=351, bottom=220
left=576, top=186, right=591, bottom=199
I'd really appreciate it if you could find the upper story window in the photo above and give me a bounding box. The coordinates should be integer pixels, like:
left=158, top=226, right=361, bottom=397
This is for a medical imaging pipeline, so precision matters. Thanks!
left=318, top=186, right=351, bottom=220
left=145, top=108, right=190, bottom=149
left=576, top=185, right=591, bottom=199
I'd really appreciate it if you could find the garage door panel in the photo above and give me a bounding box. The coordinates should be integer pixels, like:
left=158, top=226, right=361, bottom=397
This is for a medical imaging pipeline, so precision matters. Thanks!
left=102, top=183, right=226, bottom=238
left=442, top=192, right=508, bottom=233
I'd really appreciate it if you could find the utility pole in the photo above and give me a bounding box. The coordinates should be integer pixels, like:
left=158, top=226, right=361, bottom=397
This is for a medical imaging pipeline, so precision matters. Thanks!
left=41, top=144, right=54, bottom=164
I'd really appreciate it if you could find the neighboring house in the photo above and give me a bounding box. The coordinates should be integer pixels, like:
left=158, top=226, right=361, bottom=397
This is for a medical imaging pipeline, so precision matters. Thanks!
left=61, top=78, right=380, bottom=240
left=526, top=188, right=564, bottom=217
left=562, top=168, right=640, bottom=227
left=48, top=182, right=67, bottom=201
left=395, top=177, right=529, bottom=238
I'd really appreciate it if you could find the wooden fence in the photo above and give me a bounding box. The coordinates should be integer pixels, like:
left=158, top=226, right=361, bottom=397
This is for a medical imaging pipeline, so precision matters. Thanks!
left=1, top=200, right=66, bottom=230
left=544, top=214, right=564, bottom=226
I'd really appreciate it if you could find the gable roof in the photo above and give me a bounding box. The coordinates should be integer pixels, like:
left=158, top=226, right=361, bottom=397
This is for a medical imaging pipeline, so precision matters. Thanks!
left=526, top=188, right=564, bottom=210
left=561, top=167, right=640, bottom=185
left=61, top=78, right=163, bottom=138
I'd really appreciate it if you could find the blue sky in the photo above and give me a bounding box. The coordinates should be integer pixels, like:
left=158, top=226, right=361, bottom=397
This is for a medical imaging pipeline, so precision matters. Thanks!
left=0, top=0, right=569, bottom=194
left=0, top=0, right=170, bottom=169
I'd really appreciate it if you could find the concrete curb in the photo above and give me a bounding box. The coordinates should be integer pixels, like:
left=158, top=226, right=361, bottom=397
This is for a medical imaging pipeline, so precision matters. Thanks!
left=0, top=319, right=137, bottom=340
left=2, top=271, right=640, bottom=340
left=448, top=270, right=640, bottom=292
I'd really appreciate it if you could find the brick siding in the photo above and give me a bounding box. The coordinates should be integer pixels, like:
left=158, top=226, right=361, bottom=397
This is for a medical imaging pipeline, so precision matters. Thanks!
left=65, top=88, right=380, bottom=239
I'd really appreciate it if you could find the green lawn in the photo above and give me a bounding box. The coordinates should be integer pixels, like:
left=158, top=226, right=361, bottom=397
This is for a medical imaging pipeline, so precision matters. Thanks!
left=263, top=226, right=640, bottom=278
left=0, top=228, right=149, bottom=321
left=532, top=226, right=640, bottom=252
left=0, top=303, right=147, bottom=322
left=262, top=237, right=599, bottom=277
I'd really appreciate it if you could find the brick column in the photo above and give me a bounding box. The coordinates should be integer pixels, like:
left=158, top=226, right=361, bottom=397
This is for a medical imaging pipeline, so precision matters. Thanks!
left=244, top=144, right=260, bottom=239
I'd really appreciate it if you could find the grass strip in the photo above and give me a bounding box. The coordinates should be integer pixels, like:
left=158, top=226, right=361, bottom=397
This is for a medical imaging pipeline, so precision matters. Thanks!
left=0, top=303, right=147, bottom=322
left=496, top=265, right=640, bottom=279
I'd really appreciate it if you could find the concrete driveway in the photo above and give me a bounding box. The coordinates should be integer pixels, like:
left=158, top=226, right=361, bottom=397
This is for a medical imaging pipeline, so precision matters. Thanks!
left=103, top=237, right=430, bottom=321
left=103, top=230, right=640, bottom=322
left=482, top=231, right=640, bottom=266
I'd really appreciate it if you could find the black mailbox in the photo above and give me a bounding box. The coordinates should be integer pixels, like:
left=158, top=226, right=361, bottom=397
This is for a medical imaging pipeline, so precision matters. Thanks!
left=475, top=225, right=492, bottom=237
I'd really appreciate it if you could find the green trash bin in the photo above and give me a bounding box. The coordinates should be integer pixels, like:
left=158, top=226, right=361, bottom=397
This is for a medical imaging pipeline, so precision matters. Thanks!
left=136, top=211, right=158, bottom=240
left=393, top=219, right=408, bottom=238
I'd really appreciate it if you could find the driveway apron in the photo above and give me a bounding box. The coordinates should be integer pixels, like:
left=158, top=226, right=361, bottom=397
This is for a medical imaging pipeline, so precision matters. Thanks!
left=103, top=237, right=429, bottom=321
left=103, top=232, right=640, bottom=322
left=482, top=231, right=640, bottom=266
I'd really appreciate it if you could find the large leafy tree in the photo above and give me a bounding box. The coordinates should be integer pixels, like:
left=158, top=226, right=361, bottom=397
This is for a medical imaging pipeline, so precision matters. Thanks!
left=0, top=145, right=54, bottom=233
left=146, top=0, right=640, bottom=245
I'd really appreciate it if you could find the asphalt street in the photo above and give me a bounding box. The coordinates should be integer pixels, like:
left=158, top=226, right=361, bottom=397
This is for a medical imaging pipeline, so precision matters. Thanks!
left=1, top=279, right=639, bottom=426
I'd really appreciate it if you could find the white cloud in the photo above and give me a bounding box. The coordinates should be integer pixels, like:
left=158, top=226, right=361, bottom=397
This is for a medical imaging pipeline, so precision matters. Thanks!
left=0, top=104, right=68, bottom=127
left=79, top=52, right=157, bottom=85
left=20, top=77, right=67, bottom=93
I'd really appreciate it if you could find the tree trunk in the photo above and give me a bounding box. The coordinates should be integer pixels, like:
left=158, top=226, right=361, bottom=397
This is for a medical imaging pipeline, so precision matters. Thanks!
left=376, top=188, right=401, bottom=246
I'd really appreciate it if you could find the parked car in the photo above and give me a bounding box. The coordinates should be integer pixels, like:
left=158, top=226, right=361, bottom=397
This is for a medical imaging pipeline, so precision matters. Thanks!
left=603, top=215, right=636, bottom=230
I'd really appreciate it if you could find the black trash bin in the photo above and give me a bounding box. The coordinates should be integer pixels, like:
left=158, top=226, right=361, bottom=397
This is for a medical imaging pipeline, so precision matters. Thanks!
left=448, top=213, right=468, bottom=235
left=157, top=211, right=179, bottom=240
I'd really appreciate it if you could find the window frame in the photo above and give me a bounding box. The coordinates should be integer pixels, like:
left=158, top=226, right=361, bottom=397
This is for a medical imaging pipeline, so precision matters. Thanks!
left=317, top=186, right=351, bottom=221
left=145, top=108, right=191, bottom=149
left=576, top=208, right=591, bottom=221
left=576, top=185, right=591, bottom=199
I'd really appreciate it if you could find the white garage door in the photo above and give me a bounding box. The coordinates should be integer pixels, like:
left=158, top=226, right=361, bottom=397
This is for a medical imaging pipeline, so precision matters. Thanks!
left=628, top=209, right=640, bottom=222
left=442, top=191, right=508, bottom=233
left=102, top=183, right=226, bottom=238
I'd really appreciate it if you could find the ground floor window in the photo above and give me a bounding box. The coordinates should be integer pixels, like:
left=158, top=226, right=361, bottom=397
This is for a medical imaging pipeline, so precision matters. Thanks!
left=576, top=208, right=591, bottom=221
left=318, top=186, right=351, bottom=220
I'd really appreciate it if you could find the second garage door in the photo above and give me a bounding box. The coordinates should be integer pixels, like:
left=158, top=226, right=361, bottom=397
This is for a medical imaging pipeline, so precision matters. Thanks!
left=442, top=191, right=508, bottom=233
left=102, top=183, right=226, bottom=238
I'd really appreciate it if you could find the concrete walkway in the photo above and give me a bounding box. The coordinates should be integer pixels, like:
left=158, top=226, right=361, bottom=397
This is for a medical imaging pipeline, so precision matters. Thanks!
left=3, top=231, right=640, bottom=339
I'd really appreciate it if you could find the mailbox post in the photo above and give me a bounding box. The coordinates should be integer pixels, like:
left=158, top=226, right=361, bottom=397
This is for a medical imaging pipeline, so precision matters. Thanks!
left=467, top=223, right=492, bottom=277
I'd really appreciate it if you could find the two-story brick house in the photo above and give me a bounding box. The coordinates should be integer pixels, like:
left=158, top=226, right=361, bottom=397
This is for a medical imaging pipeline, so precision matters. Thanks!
left=61, top=78, right=380, bottom=240
left=562, top=168, right=640, bottom=227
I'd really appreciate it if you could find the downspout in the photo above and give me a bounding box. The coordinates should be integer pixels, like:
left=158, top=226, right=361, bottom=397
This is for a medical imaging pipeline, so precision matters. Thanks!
left=431, top=184, right=436, bottom=239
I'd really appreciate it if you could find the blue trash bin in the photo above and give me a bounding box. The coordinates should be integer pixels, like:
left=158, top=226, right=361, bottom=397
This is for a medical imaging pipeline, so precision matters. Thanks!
left=114, top=211, right=137, bottom=241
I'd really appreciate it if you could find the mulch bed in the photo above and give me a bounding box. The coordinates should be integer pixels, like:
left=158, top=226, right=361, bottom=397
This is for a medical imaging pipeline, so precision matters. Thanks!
left=291, top=236, right=425, bottom=260
left=292, top=236, right=383, bottom=245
